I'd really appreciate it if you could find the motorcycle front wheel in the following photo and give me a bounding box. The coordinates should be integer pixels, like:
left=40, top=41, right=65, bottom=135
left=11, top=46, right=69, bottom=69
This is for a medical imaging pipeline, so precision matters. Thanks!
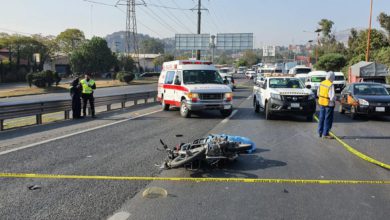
left=168, top=148, right=206, bottom=168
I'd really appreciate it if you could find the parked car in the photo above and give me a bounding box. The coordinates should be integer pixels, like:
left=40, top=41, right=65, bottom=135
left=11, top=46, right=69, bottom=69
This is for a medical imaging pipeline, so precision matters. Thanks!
left=339, top=83, right=390, bottom=119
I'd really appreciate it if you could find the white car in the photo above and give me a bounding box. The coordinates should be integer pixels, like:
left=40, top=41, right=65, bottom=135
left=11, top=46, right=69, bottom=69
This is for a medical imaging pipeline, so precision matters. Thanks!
left=245, top=70, right=256, bottom=79
left=305, top=71, right=327, bottom=94
left=158, top=60, right=233, bottom=118
left=334, top=72, right=346, bottom=93
left=253, top=77, right=316, bottom=121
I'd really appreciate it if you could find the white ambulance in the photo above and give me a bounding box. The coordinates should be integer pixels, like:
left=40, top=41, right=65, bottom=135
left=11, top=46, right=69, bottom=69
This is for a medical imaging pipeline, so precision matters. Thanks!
left=157, top=60, right=233, bottom=118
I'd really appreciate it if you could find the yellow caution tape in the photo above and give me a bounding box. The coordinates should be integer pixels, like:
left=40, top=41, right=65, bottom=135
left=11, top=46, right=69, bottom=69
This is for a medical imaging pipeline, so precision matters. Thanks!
left=314, top=115, right=390, bottom=170
left=0, top=172, right=389, bottom=184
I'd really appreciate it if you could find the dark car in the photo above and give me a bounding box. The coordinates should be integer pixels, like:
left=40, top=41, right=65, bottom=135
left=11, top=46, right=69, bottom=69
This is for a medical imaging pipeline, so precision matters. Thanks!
left=339, top=83, right=390, bottom=119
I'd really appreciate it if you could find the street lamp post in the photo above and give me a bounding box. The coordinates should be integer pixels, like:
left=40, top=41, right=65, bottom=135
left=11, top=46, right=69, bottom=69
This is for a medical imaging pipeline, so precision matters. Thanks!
left=315, top=28, right=322, bottom=63
left=366, top=0, right=374, bottom=62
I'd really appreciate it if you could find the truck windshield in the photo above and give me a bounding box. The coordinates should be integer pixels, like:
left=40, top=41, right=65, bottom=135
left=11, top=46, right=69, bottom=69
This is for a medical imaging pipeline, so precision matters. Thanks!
left=354, top=84, right=389, bottom=96
left=269, top=78, right=303, bottom=89
left=311, top=76, right=325, bottom=82
left=183, top=70, right=224, bottom=85
left=335, top=76, right=345, bottom=81
left=219, top=69, right=229, bottom=73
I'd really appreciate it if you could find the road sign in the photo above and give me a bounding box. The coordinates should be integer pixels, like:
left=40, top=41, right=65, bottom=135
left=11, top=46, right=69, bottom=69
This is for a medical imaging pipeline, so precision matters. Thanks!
left=216, top=33, right=253, bottom=50
left=263, top=45, right=276, bottom=57
left=175, top=34, right=211, bottom=50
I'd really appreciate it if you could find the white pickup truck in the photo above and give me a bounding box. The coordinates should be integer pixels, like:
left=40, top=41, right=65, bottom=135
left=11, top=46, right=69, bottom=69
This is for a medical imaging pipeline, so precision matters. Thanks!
left=253, top=76, right=316, bottom=121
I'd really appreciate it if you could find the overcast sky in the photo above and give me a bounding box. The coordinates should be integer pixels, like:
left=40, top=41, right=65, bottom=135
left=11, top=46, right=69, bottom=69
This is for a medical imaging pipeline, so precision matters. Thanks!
left=1, top=0, right=389, bottom=47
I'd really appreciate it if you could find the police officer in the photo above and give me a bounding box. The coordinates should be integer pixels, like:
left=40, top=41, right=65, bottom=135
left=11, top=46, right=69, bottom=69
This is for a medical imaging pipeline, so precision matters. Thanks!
left=317, top=71, right=336, bottom=139
left=80, top=74, right=97, bottom=118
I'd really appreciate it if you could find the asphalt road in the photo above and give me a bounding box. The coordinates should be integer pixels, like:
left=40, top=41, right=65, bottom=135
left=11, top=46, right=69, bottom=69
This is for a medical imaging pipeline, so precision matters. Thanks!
left=0, top=83, right=156, bottom=105
left=0, top=82, right=389, bottom=220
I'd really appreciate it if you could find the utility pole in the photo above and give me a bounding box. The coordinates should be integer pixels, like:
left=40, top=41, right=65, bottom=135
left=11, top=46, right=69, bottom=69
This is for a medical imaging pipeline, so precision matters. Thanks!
left=366, top=0, right=373, bottom=62
left=196, top=0, right=202, bottom=60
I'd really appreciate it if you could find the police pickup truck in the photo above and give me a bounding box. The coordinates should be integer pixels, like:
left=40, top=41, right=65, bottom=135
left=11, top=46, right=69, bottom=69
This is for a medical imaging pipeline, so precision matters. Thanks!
left=253, top=76, right=316, bottom=121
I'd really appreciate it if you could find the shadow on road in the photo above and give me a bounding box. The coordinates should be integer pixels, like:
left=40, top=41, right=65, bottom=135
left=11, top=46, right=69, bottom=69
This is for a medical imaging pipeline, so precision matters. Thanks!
left=189, top=152, right=287, bottom=179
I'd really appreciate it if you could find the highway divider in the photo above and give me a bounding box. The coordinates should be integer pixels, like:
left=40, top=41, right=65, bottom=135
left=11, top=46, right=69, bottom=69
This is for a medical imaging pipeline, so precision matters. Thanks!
left=0, top=90, right=158, bottom=131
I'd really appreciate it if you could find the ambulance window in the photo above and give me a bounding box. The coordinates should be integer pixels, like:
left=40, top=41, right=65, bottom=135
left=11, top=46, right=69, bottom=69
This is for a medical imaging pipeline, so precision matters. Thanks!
left=165, top=71, right=175, bottom=84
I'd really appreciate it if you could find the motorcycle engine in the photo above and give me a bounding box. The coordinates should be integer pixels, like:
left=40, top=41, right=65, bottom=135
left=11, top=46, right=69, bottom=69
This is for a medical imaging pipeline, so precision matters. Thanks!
left=206, top=142, right=222, bottom=156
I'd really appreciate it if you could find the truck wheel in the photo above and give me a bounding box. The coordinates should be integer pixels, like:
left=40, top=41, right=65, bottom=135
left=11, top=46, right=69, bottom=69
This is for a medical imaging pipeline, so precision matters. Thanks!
left=221, top=109, right=233, bottom=117
left=180, top=100, right=191, bottom=118
left=254, top=99, right=260, bottom=113
left=161, top=98, right=170, bottom=111
left=306, top=115, right=314, bottom=122
left=339, top=104, right=345, bottom=114
left=265, top=102, right=272, bottom=120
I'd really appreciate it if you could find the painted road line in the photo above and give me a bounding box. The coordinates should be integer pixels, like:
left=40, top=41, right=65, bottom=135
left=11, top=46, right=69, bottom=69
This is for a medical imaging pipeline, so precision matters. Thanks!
left=0, top=173, right=388, bottom=185
left=314, top=115, right=390, bottom=170
left=0, top=109, right=163, bottom=156
left=221, top=109, right=238, bottom=124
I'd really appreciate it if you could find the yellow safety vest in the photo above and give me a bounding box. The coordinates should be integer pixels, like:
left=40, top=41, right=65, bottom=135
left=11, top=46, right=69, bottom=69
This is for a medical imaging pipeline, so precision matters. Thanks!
left=80, top=79, right=95, bottom=94
left=318, top=80, right=332, bottom=106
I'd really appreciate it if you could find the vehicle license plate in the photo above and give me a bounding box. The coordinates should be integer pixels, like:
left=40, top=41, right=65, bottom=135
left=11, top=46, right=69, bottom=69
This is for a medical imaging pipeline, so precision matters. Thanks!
left=224, top=105, right=231, bottom=109
left=376, top=107, right=385, bottom=112
left=291, top=103, right=300, bottom=108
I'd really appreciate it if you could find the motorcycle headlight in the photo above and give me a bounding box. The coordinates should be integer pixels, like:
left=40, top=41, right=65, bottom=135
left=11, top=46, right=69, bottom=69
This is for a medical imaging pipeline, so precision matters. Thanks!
left=271, top=93, right=282, bottom=100
left=358, top=99, right=369, bottom=106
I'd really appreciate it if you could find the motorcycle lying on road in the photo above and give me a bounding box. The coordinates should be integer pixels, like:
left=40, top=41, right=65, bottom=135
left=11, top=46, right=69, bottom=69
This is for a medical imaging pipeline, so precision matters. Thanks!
left=158, top=134, right=256, bottom=169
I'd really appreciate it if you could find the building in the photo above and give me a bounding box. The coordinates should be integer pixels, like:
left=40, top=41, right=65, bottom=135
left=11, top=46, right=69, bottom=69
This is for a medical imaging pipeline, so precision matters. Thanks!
left=129, top=53, right=162, bottom=72
left=43, top=52, right=71, bottom=75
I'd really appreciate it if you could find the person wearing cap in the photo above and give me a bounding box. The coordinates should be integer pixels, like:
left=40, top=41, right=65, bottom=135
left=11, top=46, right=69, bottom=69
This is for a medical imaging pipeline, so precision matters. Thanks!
left=317, top=71, right=336, bottom=139
left=80, top=74, right=97, bottom=118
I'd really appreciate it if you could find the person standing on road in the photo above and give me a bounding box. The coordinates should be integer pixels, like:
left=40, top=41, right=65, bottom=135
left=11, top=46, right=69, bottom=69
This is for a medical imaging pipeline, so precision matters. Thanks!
left=70, top=77, right=82, bottom=119
left=80, top=74, right=97, bottom=118
left=317, top=71, right=336, bottom=139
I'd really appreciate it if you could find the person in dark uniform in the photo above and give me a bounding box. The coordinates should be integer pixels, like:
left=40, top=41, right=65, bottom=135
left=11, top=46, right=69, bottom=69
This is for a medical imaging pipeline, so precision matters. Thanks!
left=80, top=74, right=97, bottom=118
left=70, top=77, right=82, bottom=119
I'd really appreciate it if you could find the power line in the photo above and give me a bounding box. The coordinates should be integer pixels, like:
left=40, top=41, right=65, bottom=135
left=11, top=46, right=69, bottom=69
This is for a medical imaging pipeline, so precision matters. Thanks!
left=139, top=5, right=179, bottom=33
left=171, top=0, right=197, bottom=27
left=152, top=0, right=194, bottom=33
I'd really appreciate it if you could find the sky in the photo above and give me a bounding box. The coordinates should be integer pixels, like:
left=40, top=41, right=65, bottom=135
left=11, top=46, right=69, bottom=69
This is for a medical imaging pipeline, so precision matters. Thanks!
left=1, top=0, right=389, bottom=47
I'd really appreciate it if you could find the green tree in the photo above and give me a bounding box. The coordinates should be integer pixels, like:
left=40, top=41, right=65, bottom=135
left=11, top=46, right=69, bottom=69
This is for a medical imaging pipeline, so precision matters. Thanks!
left=216, top=53, right=233, bottom=65
left=375, top=47, right=390, bottom=68
left=70, top=37, right=116, bottom=74
left=56, top=28, right=85, bottom=54
left=117, top=55, right=136, bottom=72
left=318, top=19, right=334, bottom=38
left=378, top=12, right=390, bottom=39
left=140, top=38, right=164, bottom=54
left=153, top=54, right=174, bottom=67
left=314, top=53, right=346, bottom=71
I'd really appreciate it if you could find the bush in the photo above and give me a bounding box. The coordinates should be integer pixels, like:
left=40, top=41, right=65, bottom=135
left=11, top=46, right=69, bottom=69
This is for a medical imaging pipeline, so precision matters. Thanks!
left=27, top=70, right=62, bottom=88
left=314, top=53, right=347, bottom=72
left=116, top=71, right=135, bottom=84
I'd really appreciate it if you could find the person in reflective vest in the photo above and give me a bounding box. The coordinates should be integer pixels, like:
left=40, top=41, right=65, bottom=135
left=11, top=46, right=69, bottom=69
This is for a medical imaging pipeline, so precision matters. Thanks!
left=317, top=71, right=336, bottom=139
left=80, top=74, right=97, bottom=118
left=69, top=77, right=82, bottom=119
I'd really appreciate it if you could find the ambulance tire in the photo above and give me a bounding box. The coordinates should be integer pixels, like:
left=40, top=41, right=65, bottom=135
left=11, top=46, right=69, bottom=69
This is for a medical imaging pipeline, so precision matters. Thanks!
left=161, top=99, right=170, bottom=111
left=180, top=100, right=191, bottom=118
left=220, top=109, right=233, bottom=118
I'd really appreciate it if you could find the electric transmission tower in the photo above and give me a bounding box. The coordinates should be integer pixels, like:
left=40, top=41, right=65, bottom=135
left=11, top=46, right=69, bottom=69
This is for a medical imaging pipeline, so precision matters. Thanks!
left=115, top=0, right=145, bottom=73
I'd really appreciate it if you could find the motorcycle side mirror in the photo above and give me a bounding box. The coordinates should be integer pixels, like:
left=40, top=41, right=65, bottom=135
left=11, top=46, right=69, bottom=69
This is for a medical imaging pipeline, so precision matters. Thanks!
left=306, top=85, right=312, bottom=89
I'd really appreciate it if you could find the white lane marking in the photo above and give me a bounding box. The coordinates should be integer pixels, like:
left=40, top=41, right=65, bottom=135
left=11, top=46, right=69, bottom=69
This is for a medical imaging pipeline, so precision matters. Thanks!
left=0, top=109, right=162, bottom=156
left=107, top=211, right=131, bottom=220
left=221, top=109, right=238, bottom=124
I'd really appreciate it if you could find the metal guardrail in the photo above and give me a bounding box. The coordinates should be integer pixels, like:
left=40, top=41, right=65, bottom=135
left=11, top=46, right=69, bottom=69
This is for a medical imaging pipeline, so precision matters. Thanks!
left=0, top=91, right=158, bottom=131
